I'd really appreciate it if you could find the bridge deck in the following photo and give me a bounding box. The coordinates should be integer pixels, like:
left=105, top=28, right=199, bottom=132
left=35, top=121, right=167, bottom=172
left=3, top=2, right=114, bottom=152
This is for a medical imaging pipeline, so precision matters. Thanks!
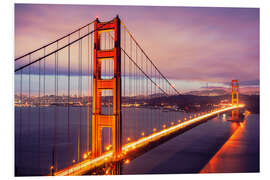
left=54, top=105, right=244, bottom=176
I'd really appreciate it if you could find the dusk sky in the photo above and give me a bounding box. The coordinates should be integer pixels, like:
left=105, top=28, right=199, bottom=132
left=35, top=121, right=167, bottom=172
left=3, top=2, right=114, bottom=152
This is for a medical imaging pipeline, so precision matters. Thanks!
left=15, top=4, right=259, bottom=93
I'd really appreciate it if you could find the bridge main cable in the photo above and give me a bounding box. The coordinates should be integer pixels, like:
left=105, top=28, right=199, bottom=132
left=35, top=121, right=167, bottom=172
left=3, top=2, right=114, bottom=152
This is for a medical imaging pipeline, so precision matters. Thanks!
left=120, top=21, right=182, bottom=95
left=121, top=47, right=169, bottom=96
left=14, top=20, right=111, bottom=72
left=15, top=20, right=95, bottom=61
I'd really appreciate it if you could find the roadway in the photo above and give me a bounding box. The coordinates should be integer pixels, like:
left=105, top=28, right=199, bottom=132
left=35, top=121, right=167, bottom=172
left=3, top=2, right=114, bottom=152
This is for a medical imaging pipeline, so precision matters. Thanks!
left=54, top=104, right=244, bottom=176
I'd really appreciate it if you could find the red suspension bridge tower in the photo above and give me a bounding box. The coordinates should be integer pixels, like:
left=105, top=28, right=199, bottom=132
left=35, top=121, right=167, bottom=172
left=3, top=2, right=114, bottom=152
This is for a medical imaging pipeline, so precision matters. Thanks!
left=92, top=16, right=122, bottom=159
left=231, top=80, right=239, bottom=120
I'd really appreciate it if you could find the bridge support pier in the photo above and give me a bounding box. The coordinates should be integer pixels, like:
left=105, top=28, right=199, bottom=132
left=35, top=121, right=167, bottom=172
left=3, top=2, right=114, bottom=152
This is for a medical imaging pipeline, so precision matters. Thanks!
left=92, top=16, right=122, bottom=160
left=232, top=109, right=239, bottom=121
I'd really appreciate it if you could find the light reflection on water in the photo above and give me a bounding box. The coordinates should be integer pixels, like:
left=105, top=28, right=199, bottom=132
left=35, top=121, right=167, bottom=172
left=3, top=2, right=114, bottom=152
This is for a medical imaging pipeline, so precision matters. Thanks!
left=120, top=114, right=259, bottom=174
left=15, top=106, right=190, bottom=176
left=15, top=106, right=259, bottom=176
left=200, top=114, right=259, bottom=173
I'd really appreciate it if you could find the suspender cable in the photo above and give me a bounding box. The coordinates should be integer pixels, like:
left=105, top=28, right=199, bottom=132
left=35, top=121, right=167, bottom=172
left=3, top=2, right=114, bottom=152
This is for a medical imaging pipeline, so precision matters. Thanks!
left=150, top=62, right=152, bottom=134
left=155, top=73, right=157, bottom=129
left=67, top=35, right=71, bottom=168
left=121, top=48, right=169, bottom=96
left=123, top=27, right=126, bottom=145
left=43, top=48, right=46, bottom=174
left=130, top=36, right=132, bottom=141
left=15, top=20, right=95, bottom=61
left=56, top=41, right=59, bottom=170
left=146, top=59, right=149, bottom=135
left=90, top=33, right=93, bottom=150
left=28, top=54, right=31, bottom=174
left=19, top=67, right=22, bottom=171
left=53, top=41, right=58, bottom=172
left=38, top=48, right=41, bottom=172
left=87, top=26, right=90, bottom=153
left=120, top=21, right=181, bottom=96
left=135, top=44, right=137, bottom=140
left=15, top=21, right=111, bottom=73
left=78, top=31, right=81, bottom=162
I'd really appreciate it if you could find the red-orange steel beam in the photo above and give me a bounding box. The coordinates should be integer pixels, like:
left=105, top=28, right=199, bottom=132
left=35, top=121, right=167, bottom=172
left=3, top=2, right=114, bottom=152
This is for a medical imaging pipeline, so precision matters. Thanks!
left=92, top=16, right=122, bottom=160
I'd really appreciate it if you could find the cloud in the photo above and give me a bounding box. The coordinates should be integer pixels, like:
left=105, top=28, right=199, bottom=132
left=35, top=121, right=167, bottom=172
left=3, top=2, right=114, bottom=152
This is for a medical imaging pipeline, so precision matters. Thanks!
left=200, top=86, right=226, bottom=89
left=15, top=5, right=259, bottom=89
left=222, top=79, right=260, bottom=86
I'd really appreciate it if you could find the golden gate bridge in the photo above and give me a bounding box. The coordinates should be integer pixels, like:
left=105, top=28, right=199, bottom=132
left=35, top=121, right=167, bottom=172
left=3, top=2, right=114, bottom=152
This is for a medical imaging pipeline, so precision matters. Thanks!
left=14, top=16, right=244, bottom=176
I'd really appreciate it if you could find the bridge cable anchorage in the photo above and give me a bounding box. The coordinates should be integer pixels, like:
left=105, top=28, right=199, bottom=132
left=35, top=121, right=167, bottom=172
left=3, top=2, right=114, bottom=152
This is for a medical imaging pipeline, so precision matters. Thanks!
left=15, top=20, right=112, bottom=72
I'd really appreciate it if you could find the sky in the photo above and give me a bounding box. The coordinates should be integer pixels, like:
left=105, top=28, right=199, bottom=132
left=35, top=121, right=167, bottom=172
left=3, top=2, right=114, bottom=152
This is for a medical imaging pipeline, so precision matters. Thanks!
left=14, top=4, right=259, bottom=94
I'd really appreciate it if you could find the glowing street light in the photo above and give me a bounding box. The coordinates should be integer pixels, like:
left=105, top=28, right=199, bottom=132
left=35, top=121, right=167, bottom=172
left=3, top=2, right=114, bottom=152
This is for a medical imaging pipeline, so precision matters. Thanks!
left=106, top=145, right=112, bottom=151
left=124, top=159, right=130, bottom=164
left=105, top=168, right=110, bottom=175
left=54, top=105, right=243, bottom=176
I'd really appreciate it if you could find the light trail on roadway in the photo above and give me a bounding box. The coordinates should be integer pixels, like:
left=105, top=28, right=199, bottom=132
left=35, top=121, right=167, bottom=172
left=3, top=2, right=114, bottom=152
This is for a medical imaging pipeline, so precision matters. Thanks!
left=54, top=104, right=244, bottom=176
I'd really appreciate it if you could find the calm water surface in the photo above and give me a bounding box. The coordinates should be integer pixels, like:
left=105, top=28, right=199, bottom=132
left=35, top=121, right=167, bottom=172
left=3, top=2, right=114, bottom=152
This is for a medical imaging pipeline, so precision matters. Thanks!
left=15, top=107, right=259, bottom=175
left=122, top=114, right=259, bottom=174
